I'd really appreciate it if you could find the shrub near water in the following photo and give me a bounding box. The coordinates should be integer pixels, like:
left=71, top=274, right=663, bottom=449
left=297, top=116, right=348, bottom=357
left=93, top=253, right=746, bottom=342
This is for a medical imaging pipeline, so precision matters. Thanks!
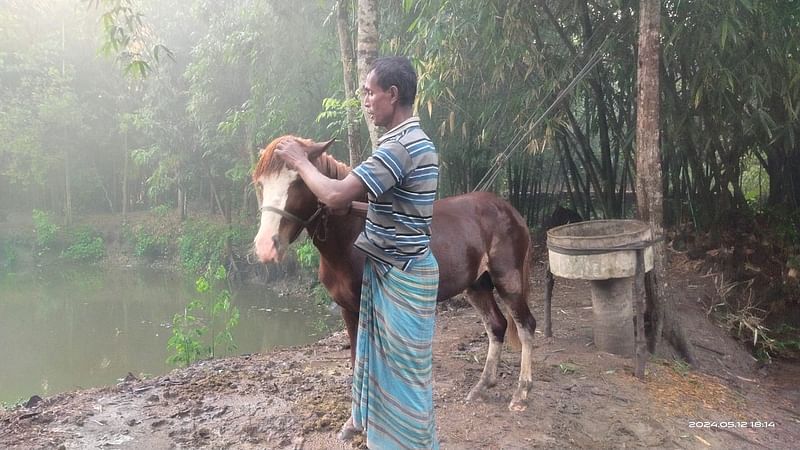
left=178, top=220, right=252, bottom=273
left=133, top=226, right=170, bottom=260
left=32, top=209, right=59, bottom=250
left=178, top=220, right=230, bottom=273
left=62, top=226, right=105, bottom=262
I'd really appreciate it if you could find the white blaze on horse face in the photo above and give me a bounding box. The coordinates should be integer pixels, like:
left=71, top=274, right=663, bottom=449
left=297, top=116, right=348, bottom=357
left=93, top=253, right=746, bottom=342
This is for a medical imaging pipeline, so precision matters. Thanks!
left=254, top=169, right=297, bottom=263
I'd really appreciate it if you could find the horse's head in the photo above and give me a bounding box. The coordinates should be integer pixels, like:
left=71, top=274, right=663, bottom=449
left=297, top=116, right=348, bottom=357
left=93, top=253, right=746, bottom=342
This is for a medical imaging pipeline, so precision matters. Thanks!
left=252, top=135, right=334, bottom=263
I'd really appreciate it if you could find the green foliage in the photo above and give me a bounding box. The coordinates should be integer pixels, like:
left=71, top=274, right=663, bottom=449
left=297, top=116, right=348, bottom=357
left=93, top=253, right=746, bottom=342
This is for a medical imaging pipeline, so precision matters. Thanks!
left=133, top=227, right=170, bottom=260
left=670, top=358, right=691, bottom=377
left=295, top=239, right=320, bottom=270
left=316, top=96, right=361, bottom=136
left=311, top=283, right=332, bottom=307
left=167, top=265, right=240, bottom=366
left=152, top=204, right=172, bottom=218
left=62, top=227, right=105, bottom=262
left=83, top=0, right=173, bottom=79
left=166, top=299, right=207, bottom=367
left=770, top=324, right=800, bottom=356
left=740, top=154, right=768, bottom=206
left=32, top=210, right=59, bottom=250
left=0, top=239, right=18, bottom=269
left=178, top=220, right=229, bottom=273
left=760, top=207, right=800, bottom=248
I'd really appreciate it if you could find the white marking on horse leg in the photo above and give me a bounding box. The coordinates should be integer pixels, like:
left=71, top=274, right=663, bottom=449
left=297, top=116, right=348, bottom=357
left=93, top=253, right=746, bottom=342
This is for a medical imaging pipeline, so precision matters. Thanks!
left=510, top=325, right=535, bottom=412
left=253, top=170, right=297, bottom=262
left=467, top=318, right=503, bottom=402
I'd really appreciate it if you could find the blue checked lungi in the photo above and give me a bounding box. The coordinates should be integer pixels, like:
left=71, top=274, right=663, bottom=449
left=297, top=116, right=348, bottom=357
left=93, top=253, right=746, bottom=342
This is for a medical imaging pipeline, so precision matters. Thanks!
left=351, top=252, right=439, bottom=450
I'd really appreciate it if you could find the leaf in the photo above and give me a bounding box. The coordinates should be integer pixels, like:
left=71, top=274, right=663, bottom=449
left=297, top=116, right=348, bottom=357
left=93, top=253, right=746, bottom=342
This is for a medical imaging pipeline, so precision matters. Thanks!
left=720, top=19, right=729, bottom=49
left=449, top=110, right=455, bottom=133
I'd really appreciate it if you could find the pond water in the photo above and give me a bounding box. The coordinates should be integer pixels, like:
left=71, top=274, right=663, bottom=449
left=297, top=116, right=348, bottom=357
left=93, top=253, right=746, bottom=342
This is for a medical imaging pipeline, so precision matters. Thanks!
left=0, top=265, right=340, bottom=405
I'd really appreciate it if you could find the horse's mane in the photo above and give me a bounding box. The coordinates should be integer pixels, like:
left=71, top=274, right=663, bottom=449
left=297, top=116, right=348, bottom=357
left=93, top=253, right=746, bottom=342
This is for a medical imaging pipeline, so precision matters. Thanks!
left=314, top=152, right=351, bottom=180
left=253, top=135, right=351, bottom=183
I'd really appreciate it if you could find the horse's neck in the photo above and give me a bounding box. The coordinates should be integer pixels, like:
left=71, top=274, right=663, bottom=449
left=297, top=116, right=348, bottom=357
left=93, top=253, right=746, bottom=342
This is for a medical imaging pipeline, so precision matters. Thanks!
left=314, top=153, right=350, bottom=180
left=312, top=212, right=363, bottom=267
left=309, top=153, right=365, bottom=263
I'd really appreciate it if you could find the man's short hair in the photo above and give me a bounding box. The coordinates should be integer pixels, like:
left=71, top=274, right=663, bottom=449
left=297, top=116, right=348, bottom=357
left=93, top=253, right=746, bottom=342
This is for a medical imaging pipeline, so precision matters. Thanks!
left=370, top=56, right=417, bottom=107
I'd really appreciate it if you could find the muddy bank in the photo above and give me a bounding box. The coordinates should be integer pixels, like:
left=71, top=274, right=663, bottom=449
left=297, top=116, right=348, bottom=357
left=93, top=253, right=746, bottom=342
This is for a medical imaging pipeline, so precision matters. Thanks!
left=2, top=256, right=799, bottom=449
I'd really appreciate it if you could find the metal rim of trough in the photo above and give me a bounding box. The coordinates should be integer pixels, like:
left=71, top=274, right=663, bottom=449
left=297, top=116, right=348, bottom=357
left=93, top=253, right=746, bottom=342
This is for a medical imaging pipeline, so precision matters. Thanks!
left=546, top=219, right=659, bottom=255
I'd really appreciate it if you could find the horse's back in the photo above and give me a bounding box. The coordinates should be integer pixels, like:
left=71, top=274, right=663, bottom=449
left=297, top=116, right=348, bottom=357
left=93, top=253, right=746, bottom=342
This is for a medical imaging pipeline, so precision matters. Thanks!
left=431, top=192, right=530, bottom=300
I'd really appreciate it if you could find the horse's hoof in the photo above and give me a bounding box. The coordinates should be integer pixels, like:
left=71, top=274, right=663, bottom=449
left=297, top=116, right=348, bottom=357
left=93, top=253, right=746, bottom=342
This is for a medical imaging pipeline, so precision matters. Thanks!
left=466, top=386, right=487, bottom=402
left=508, top=400, right=528, bottom=412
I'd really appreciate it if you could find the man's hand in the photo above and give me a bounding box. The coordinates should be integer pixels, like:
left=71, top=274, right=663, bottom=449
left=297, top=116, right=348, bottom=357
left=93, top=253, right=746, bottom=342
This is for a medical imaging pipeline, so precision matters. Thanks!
left=275, top=138, right=309, bottom=170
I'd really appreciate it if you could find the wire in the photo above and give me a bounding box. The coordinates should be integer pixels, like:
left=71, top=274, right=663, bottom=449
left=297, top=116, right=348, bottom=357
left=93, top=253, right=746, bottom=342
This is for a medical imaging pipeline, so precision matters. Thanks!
left=472, top=22, right=630, bottom=193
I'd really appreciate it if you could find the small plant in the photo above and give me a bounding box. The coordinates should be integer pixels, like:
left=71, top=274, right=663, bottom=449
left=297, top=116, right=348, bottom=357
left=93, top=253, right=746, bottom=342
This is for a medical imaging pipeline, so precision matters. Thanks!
left=558, top=362, right=578, bottom=375
left=296, top=238, right=319, bottom=270
left=313, top=283, right=332, bottom=306
left=32, top=209, right=59, bottom=250
left=670, top=358, right=691, bottom=376
left=62, top=227, right=105, bottom=262
left=167, top=265, right=240, bottom=366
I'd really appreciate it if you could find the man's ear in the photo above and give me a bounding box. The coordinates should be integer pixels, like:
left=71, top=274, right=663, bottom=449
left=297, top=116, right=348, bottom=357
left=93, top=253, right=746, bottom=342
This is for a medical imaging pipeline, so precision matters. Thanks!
left=307, top=138, right=335, bottom=159
left=389, top=85, right=399, bottom=104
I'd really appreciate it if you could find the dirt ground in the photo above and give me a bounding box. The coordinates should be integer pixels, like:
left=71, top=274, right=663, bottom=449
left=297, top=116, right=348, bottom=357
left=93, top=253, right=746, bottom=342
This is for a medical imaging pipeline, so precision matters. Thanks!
left=2, top=250, right=799, bottom=449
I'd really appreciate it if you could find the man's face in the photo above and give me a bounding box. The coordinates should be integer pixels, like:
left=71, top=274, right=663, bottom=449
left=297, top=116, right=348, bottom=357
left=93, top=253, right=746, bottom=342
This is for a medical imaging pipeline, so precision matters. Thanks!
left=363, top=69, right=394, bottom=128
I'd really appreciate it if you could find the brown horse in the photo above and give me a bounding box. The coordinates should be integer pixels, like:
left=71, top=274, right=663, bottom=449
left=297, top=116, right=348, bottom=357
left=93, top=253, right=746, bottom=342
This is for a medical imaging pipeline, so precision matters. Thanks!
left=252, top=136, right=537, bottom=411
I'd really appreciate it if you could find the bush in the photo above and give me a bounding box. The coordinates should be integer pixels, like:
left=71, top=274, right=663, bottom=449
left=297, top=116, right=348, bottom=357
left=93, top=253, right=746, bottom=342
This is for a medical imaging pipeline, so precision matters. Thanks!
left=178, top=220, right=230, bottom=273
left=134, top=227, right=170, bottom=260
left=62, top=226, right=105, bottom=262
left=152, top=204, right=172, bottom=218
left=32, top=209, right=59, bottom=249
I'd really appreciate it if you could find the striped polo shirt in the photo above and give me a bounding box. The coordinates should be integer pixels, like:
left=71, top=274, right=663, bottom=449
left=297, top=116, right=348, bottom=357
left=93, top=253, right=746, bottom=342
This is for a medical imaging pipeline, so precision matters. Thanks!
left=352, top=117, right=439, bottom=270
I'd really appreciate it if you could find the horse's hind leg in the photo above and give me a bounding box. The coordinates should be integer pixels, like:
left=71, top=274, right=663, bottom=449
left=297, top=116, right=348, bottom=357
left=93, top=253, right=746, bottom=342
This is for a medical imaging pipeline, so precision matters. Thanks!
left=491, top=264, right=537, bottom=411
left=464, top=280, right=507, bottom=403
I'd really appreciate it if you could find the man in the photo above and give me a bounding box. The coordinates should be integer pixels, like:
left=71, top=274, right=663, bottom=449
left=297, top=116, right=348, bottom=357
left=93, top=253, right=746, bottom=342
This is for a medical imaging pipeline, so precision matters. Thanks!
left=275, top=56, right=439, bottom=449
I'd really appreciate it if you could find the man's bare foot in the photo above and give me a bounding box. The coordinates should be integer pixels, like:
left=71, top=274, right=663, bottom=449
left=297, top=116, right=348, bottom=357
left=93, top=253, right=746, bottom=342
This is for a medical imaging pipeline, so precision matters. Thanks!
left=336, top=416, right=362, bottom=441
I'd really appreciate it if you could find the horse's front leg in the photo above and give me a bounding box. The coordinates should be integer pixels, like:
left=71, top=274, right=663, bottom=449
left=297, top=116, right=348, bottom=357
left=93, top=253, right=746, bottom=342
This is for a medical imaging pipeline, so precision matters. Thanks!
left=340, top=307, right=359, bottom=367
left=464, top=288, right=506, bottom=402
left=337, top=307, right=362, bottom=441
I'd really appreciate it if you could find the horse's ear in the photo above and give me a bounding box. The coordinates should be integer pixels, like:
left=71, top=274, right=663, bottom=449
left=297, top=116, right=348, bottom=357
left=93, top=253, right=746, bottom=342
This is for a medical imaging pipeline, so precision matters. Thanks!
left=307, top=138, right=335, bottom=160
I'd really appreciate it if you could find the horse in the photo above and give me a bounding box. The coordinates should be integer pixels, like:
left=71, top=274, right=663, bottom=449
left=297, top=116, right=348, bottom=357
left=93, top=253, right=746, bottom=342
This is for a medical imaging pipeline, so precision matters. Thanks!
left=252, top=136, right=537, bottom=411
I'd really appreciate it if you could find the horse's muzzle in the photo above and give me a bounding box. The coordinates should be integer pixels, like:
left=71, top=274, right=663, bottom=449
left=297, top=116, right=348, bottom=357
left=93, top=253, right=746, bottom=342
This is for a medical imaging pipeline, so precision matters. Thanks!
left=254, top=234, right=283, bottom=263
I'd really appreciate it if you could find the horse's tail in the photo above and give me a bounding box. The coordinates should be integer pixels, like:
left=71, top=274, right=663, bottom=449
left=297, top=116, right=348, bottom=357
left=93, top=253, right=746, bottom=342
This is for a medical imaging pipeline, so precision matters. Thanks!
left=506, top=310, right=522, bottom=351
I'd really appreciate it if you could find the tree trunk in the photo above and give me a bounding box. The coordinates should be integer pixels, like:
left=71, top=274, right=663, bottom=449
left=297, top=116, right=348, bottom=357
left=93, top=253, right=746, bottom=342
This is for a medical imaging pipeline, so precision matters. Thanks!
left=635, top=0, right=696, bottom=365
left=357, top=0, right=379, bottom=148
left=122, top=130, right=129, bottom=225
left=64, top=147, right=72, bottom=226
left=336, top=0, right=364, bottom=165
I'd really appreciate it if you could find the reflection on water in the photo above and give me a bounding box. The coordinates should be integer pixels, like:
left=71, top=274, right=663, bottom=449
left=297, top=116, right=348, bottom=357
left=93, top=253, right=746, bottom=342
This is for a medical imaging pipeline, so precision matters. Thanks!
left=0, top=265, right=340, bottom=404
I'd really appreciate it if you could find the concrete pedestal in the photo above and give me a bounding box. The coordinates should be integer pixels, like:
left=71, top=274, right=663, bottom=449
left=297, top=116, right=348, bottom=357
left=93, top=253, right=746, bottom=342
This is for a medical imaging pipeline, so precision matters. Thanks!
left=547, top=220, right=652, bottom=357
